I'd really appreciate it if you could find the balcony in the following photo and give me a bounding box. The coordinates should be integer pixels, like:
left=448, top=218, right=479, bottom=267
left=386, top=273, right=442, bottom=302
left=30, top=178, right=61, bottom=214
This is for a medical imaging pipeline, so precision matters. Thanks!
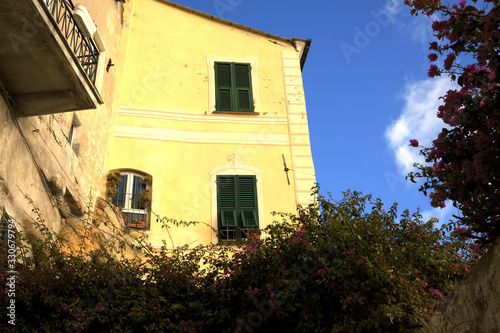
left=0, top=0, right=103, bottom=116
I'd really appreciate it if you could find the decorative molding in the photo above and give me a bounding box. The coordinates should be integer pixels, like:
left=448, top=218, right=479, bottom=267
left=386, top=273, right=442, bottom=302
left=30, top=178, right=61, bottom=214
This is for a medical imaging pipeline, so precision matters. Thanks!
left=117, top=106, right=287, bottom=125
left=114, top=125, right=290, bottom=146
left=227, top=153, right=242, bottom=170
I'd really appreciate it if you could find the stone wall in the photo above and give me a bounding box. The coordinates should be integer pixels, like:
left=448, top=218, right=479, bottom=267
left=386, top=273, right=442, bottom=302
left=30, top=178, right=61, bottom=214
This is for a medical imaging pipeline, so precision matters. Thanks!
left=425, top=237, right=500, bottom=333
left=0, top=0, right=125, bottom=258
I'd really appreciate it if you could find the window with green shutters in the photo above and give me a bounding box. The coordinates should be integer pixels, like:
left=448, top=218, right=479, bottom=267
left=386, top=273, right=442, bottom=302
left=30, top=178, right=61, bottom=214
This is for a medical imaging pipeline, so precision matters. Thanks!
left=217, top=175, right=259, bottom=241
left=215, top=62, right=254, bottom=112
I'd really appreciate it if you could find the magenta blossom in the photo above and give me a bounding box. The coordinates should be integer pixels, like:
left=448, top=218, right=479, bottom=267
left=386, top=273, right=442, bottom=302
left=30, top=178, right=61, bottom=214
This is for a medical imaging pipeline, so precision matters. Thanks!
left=444, top=53, right=456, bottom=70
left=409, top=139, right=419, bottom=147
left=428, top=64, right=440, bottom=77
left=428, top=53, right=438, bottom=61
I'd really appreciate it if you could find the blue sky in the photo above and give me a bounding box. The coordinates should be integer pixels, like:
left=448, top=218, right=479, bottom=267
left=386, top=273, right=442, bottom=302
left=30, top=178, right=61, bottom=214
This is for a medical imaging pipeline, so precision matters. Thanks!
left=173, top=0, right=460, bottom=225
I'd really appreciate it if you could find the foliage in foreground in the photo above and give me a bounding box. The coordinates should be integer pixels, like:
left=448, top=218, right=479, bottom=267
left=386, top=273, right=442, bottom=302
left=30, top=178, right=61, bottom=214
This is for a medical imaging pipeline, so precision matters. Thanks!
left=1, top=190, right=478, bottom=332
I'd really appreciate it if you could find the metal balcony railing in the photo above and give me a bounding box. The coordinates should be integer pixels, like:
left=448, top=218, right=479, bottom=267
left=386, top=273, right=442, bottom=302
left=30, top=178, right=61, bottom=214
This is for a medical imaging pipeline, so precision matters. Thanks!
left=41, top=0, right=99, bottom=84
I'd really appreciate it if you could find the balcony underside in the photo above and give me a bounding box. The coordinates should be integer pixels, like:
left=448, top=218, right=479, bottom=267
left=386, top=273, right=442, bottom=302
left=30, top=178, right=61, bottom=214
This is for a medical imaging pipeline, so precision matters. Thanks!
left=0, top=0, right=102, bottom=116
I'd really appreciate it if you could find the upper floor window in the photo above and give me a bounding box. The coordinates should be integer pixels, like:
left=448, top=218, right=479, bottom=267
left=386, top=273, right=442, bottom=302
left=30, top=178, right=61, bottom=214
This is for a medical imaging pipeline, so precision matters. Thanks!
left=217, top=175, right=259, bottom=241
left=215, top=62, right=254, bottom=112
left=111, top=171, right=151, bottom=229
left=68, top=114, right=82, bottom=156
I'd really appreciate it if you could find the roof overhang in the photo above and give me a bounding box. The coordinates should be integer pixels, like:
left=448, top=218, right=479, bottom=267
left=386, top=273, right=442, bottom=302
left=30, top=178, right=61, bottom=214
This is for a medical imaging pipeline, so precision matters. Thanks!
left=155, top=0, right=312, bottom=70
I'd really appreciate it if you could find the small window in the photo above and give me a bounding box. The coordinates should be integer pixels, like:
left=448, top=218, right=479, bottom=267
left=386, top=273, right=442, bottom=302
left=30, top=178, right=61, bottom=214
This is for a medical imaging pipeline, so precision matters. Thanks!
left=111, top=171, right=151, bottom=229
left=68, top=114, right=82, bottom=156
left=217, top=175, right=259, bottom=241
left=215, top=62, right=254, bottom=112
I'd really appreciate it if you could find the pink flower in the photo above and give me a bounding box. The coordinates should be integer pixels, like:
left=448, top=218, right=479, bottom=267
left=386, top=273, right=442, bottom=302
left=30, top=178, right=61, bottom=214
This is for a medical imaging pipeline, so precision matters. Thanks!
left=428, top=64, right=441, bottom=78
left=244, top=286, right=259, bottom=298
left=444, top=53, right=456, bottom=70
left=429, top=287, right=444, bottom=298
left=428, top=53, right=438, bottom=62
left=459, top=0, right=466, bottom=8
left=429, top=41, right=438, bottom=51
left=409, top=139, right=419, bottom=147
left=432, top=20, right=450, bottom=32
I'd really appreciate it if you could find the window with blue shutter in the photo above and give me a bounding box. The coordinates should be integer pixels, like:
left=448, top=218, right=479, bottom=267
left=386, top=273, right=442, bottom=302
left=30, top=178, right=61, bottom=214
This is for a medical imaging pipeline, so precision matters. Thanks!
left=217, top=175, right=259, bottom=241
left=111, top=171, right=151, bottom=229
left=215, top=62, right=254, bottom=112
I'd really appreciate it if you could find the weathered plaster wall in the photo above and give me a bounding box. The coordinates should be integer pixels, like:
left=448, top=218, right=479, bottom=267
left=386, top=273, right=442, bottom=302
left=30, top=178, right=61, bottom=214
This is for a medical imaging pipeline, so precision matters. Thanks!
left=0, top=95, right=61, bottom=238
left=425, top=238, right=500, bottom=332
left=0, top=0, right=124, bottom=253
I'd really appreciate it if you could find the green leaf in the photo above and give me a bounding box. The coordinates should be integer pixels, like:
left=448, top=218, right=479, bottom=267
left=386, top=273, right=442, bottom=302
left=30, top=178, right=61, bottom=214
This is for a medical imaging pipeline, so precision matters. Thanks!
left=450, top=40, right=466, bottom=53
left=453, top=22, right=464, bottom=38
left=464, top=5, right=478, bottom=12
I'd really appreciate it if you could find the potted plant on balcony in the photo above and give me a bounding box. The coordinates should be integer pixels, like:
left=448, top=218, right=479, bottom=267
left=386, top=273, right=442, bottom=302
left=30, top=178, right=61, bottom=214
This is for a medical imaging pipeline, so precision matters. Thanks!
left=136, top=219, right=147, bottom=229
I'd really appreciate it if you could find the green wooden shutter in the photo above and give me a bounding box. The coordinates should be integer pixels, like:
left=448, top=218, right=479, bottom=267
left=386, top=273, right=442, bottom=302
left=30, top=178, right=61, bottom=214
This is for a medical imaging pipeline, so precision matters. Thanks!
left=215, top=63, right=232, bottom=111
left=238, top=176, right=258, bottom=228
left=217, top=176, right=238, bottom=227
left=234, top=64, right=253, bottom=112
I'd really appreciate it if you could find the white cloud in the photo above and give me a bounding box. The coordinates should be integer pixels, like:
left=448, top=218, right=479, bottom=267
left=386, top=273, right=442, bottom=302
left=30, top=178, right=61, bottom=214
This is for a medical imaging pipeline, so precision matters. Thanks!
left=385, top=0, right=402, bottom=16
left=385, top=77, right=456, bottom=176
left=421, top=200, right=459, bottom=227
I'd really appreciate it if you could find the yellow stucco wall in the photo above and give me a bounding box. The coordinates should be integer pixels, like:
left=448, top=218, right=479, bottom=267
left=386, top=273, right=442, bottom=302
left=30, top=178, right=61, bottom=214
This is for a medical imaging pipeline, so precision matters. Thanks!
left=106, top=0, right=315, bottom=248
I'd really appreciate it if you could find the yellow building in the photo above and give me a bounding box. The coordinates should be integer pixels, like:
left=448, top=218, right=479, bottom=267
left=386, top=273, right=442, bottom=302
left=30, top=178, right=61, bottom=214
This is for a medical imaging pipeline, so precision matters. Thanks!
left=106, top=0, right=316, bottom=247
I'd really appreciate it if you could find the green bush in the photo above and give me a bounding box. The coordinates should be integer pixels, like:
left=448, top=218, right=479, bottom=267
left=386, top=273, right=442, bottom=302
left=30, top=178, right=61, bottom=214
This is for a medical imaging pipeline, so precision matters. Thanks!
left=1, top=190, right=476, bottom=332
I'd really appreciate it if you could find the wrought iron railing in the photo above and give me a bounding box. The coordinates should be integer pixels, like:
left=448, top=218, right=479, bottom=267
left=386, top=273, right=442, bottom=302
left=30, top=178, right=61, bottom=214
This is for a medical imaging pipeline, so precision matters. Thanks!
left=41, top=0, right=99, bottom=84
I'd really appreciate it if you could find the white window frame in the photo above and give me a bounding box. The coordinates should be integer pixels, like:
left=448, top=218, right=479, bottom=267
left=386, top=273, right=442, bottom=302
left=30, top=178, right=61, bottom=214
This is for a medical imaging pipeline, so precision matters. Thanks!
left=113, top=171, right=150, bottom=227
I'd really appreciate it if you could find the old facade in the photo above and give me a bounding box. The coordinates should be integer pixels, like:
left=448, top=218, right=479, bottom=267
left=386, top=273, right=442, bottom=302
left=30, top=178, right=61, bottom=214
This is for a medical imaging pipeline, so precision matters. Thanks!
left=0, top=0, right=123, bottom=246
left=106, top=0, right=315, bottom=248
left=0, top=0, right=315, bottom=251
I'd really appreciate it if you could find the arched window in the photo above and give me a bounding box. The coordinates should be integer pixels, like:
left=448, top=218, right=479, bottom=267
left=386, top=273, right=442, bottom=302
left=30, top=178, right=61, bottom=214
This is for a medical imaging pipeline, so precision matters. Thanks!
left=111, top=170, right=151, bottom=229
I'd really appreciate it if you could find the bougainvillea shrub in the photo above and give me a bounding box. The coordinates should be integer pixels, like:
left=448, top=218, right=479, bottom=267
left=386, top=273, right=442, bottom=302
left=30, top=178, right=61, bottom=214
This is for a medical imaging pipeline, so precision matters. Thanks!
left=405, top=0, right=500, bottom=245
left=1, top=190, right=476, bottom=332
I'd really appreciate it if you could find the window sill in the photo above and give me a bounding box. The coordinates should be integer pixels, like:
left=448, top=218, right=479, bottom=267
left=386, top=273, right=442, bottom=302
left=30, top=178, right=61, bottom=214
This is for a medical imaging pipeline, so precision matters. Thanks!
left=212, top=111, right=260, bottom=116
left=126, top=222, right=148, bottom=229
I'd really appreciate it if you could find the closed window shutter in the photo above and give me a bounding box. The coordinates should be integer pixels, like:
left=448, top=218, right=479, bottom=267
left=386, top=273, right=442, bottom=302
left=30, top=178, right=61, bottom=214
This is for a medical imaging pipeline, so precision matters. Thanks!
left=238, top=176, right=258, bottom=228
left=217, top=175, right=259, bottom=239
left=218, top=176, right=238, bottom=227
left=131, top=176, right=146, bottom=209
left=112, top=175, right=127, bottom=208
left=234, top=64, right=253, bottom=112
left=215, top=63, right=232, bottom=111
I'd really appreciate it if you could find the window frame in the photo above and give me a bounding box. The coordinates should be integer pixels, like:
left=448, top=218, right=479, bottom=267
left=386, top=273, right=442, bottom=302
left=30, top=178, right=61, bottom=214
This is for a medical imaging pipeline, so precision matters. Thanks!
left=68, top=113, right=82, bottom=156
left=207, top=55, right=260, bottom=114
left=215, top=62, right=254, bottom=113
left=217, top=175, right=259, bottom=241
left=208, top=153, right=264, bottom=243
left=111, top=170, right=151, bottom=229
